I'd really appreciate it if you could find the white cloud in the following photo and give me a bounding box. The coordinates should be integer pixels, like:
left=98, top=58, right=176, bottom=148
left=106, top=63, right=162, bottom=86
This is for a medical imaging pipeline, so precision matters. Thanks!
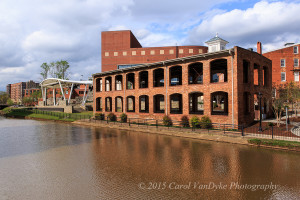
left=188, top=1, right=300, bottom=51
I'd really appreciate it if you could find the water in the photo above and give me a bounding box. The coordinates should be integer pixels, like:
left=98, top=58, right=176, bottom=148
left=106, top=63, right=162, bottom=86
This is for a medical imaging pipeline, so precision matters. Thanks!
left=0, top=116, right=300, bottom=199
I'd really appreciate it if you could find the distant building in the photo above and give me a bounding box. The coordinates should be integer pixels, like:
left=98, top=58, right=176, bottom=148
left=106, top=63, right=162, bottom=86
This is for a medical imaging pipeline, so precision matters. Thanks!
left=263, top=43, right=300, bottom=88
left=101, top=30, right=208, bottom=72
left=7, top=80, right=40, bottom=103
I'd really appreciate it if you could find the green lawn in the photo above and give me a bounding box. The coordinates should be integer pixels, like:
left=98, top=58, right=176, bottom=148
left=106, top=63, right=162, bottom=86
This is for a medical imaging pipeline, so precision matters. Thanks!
left=248, top=138, right=300, bottom=149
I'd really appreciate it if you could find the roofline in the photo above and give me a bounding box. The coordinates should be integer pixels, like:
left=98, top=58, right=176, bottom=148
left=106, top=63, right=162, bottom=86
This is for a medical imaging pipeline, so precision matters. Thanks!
left=263, top=43, right=300, bottom=54
left=93, top=48, right=235, bottom=77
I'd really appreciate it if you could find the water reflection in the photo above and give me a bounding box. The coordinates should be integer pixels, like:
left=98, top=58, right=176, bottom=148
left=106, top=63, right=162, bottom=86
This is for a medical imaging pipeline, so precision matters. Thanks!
left=0, top=117, right=300, bottom=199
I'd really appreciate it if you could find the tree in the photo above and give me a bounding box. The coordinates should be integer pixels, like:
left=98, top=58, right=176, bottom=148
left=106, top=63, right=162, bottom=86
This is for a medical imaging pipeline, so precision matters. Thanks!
left=40, top=60, right=70, bottom=80
left=0, top=92, right=9, bottom=104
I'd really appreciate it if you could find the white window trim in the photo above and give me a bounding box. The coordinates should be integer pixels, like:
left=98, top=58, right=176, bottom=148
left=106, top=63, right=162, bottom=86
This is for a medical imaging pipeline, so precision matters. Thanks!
left=281, top=72, right=286, bottom=82
left=295, top=72, right=299, bottom=82
left=280, top=59, right=285, bottom=67
left=294, top=58, right=299, bottom=67
left=294, top=46, right=298, bottom=54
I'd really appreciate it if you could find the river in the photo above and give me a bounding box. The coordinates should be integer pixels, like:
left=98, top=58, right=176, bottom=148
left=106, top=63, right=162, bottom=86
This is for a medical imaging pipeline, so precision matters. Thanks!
left=0, top=117, right=300, bottom=199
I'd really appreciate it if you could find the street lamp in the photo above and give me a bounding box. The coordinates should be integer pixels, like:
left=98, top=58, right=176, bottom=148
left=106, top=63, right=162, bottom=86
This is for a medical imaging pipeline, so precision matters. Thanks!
left=258, top=92, right=263, bottom=132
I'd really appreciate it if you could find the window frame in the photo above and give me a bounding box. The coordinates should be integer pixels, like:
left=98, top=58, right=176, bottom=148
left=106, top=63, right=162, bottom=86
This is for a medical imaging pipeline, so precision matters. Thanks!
left=280, top=59, right=286, bottom=67
left=281, top=72, right=286, bottom=82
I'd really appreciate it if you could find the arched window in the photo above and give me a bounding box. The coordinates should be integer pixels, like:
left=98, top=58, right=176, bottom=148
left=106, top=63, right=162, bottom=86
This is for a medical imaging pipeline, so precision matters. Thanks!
left=139, top=95, right=149, bottom=113
left=105, top=97, right=112, bottom=112
left=189, top=92, right=204, bottom=114
left=211, top=92, right=228, bottom=115
left=96, top=97, right=102, bottom=111
left=170, top=93, right=182, bottom=114
left=127, top=96, right=135, bottom=112
left=105, top=77, right=112, bottom=91
left=169, top=66, right=182, bottom=86
left=210, top=59, right=227, bottom=83
left=115, top=75, right=122, bottom=91
left=189, top=63, right=203, bottom=84
left=126, top=73, right=135, bottom=89
left=139, top=71, right=148, bottom=88
left=153, top=94, right=164, bottom=113
left=115, top=96, right=123, bottom=112
left=96, top=78, right=102, bottom=92
left=153, top=68, right=164, bottom=87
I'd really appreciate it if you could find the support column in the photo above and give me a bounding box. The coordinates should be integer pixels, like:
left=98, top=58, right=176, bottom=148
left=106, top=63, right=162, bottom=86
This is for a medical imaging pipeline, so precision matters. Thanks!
left=68, top=83, right=74, bottom=104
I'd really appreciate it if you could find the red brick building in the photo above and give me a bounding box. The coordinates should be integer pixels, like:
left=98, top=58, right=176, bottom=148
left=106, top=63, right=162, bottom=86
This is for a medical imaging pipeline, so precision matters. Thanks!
left=6, top=80, right=40, bottom=103
left=93, top=45, right=272, bottom=126
left=101, top=30, right=208, bottom=72
left=263, top=43, right=300, bottom=88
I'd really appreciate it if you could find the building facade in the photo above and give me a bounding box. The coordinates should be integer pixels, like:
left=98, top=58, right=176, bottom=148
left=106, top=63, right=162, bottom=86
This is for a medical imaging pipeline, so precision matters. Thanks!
left=263, top=43, right=300, bottom=87
left=101, top=30, right=208, bottom=72
left=93, top=46, right=272, bottom=126
left=7, top=80, right=40, bottom=103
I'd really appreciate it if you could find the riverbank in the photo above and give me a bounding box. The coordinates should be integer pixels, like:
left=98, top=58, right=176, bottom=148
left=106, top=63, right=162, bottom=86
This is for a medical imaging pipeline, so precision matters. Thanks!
left=73, top=120, right=300, bottom=152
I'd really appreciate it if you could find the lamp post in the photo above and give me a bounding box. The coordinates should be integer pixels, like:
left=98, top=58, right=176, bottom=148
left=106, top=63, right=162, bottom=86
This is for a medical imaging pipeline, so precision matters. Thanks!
left=258, top=92, right=263, bottom=132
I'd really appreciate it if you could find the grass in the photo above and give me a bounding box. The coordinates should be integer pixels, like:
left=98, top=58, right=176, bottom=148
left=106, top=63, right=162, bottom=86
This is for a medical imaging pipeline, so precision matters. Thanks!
left=248, top=138, right=300, bottom=149
left=4, top=108, right=79, bottom=122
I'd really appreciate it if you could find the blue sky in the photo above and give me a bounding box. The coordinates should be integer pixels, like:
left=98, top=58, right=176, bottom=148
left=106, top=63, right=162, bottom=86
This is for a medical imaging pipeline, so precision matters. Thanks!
left=1, top=0, right=300, bottom=91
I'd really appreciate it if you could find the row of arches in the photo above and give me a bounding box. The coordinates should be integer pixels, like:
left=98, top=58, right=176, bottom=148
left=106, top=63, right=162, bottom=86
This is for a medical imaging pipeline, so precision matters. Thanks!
left=95, top=59, right=228, bottom=92
left=95, top=92, right=228, bottom=115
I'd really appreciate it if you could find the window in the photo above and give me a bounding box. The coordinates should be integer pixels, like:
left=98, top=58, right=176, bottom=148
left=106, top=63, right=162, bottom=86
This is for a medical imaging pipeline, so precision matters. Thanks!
left=210, top=59, right=227, bottom=83
left=141, top=51, right=145, bottom=55
left=139, top=95, right=149, bottom=113
left=243, top=92, right=251, bottom=115
left=123, top=51, right=127, bottom=56
left=126, top=73, right=135, bottom=89
left=189, top=92, right=204, bottom=114
left=281, top=59, right=285, bottom=67
left=105, top=77, right=112, bottom=91
left=211, top=92, right=228, bottom=115
left=150, top=50, right=155, bottom=55
left=96, top=97, right=102, bottom=111
left=132, top=51, right=136, bottom=55
left=105, top=97, right=112, bottom=112
left=295, top=72, right=299, bottom=82
left=243, top=60, right=250, bottom=83
left=294, top=58, right=299, bottom=67
left=114, top=52, right=118, bottom=56
left=153, top=68, right=164, bottom=87
left=254, top=64, right=259, bottom=86
left=169, top=49, right=174, bottom=54
left=127, top=96, right=135, bottom=112
left=96, top=78, right=102, bottom=92
left=169, top=66, right=182, bottom=86
left=139, top=71, right=148, bottom=88
left=170, top=93, right=182, bottom=114
left=189, top=63, right=203, bottom=84
left=153, top=94, right=164, bottom=113
left=105, top=52, right=109, bottom=57
left=281, top=72, right=286, bottom=82
left=160, top=50, right=164, bottom=54
left=272, top=88, right=276, bottom=98
left=115, top=75, right=122, bottom=91
left=179, top=49, right=183, bottom=54
left=294, top=46, right=299, bottom=54
left=263, top=66, right=268, bottom=86
left=189, top=49, right=193, bottom=53
left=115, top=97, right=123, bottom=112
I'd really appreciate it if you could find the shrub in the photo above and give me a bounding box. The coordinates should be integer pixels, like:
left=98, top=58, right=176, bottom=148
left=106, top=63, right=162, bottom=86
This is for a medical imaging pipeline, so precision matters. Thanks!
left=268, top=122, right=274, bottom=127
left=180, top=115, right=189, bottom=127
left=2, top=107, right=13, bottom=115
left=107, top=113, right=117, bottom=121
left=163, top=115, right=172, bottom=126
left=200, top=116, right=212, bottom=129
left=120, top=113, right=127, bottom=123
left=190, top=116, right=200, bottom=128
left=95, top=113, right=105, bottom=120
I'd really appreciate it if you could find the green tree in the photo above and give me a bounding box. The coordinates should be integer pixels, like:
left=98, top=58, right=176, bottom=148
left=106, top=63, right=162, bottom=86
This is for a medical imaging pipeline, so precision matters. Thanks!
left=7, top=98, right=14, bottom=106
left=0, top=92, right=9, bottom=104
left=41, top=60, right=70, bottom=80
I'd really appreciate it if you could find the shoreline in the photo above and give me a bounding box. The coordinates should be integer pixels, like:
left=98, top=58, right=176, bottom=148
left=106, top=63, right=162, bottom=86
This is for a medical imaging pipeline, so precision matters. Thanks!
left=1, top=113, right=299, bottom=152
left=73, top=120, right=300, bottom=153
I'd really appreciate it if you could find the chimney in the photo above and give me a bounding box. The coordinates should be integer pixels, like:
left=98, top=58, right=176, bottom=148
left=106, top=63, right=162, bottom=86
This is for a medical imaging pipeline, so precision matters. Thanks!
left=257, top=41, right=262, bottom=54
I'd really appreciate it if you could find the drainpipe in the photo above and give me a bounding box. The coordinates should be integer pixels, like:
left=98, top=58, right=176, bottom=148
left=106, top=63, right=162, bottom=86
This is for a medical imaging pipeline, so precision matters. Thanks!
left=229, top=49, right=235, bottom=126
left=164, top=62, right=168, bottom=115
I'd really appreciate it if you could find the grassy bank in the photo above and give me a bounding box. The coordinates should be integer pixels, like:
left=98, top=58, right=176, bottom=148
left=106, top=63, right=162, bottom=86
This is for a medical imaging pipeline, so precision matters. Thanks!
left=2, top=107, right=82, bottom=122
left=248, top=138, right=300, bottom=150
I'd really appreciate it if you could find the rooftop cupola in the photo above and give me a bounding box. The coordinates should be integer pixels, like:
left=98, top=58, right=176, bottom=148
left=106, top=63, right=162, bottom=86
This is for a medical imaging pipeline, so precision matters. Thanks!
left=205, top=33, right=229, bottom=53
